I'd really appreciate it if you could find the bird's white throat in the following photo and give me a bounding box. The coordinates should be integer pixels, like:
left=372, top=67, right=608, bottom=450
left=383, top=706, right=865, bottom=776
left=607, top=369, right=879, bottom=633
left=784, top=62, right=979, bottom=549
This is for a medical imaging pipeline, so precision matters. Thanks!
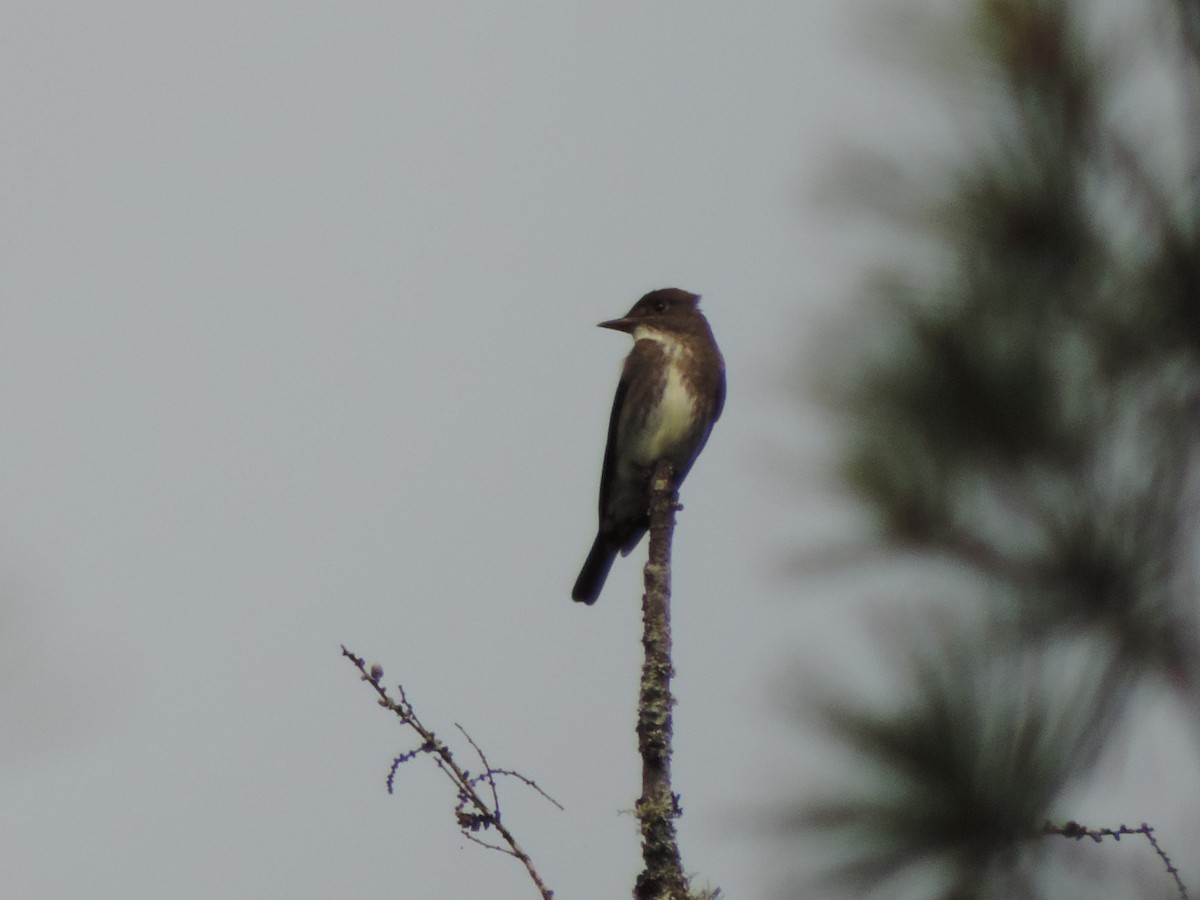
left=629, top=326, right=697, bottom=464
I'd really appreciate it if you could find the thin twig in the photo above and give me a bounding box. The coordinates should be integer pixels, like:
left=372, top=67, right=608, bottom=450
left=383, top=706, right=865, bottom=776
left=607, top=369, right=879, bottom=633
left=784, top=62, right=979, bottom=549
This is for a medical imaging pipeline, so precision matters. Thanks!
left=489, top=769, right=565, bottom=810
left=1043, top=820, right=1189, bottom=900
left=463, top=829, right=517, bottom=856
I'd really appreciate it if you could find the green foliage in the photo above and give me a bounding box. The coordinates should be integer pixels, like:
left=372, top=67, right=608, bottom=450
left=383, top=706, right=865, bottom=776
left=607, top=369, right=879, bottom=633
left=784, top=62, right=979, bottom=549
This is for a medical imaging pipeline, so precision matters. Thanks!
left=797, top=0, right=1200, bottom=896
left=799, top=627, right=1130, bottom=899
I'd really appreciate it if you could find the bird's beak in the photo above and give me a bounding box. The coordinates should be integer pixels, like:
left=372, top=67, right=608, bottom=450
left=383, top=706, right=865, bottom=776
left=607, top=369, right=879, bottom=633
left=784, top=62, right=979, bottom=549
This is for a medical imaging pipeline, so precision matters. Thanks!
left=598, top=316, right=636, bottom=333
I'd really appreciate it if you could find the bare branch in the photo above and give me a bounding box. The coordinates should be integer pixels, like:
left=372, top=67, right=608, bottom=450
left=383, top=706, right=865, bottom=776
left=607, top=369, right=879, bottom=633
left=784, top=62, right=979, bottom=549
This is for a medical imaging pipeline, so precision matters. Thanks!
left=341, top=646, right=558, bottom=900
left=633, top=460, right=690, bottom=900
left=458, top=723, right=503, bottom=823
left=1043, top=820, right=1189, bottom=900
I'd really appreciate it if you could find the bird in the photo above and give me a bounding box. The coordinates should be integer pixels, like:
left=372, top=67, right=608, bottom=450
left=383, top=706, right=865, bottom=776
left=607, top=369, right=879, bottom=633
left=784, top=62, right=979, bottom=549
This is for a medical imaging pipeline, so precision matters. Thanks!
left=572, top=288, right=725, bottom=605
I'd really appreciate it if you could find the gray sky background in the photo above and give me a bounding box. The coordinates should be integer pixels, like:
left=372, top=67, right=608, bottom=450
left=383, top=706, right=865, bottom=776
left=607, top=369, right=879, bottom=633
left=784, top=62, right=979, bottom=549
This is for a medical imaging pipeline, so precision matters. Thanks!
left=3, top=2, right=1197, bottom=899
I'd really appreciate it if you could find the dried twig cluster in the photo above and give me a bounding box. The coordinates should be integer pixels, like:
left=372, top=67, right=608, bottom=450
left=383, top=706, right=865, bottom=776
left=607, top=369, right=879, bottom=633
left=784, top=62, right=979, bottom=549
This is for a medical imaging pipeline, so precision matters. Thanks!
left=341, top=646, right=560, bottom=900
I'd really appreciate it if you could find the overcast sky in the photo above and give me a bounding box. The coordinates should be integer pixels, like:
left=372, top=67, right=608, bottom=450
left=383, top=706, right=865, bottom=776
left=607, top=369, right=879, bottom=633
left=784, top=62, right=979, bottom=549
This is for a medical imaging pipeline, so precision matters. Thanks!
left=3, top=3, right=1196, bottom=899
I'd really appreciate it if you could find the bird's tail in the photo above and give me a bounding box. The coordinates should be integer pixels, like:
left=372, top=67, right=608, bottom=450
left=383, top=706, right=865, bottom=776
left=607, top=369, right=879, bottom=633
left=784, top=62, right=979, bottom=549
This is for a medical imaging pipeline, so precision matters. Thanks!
left=572, top=534, right=618, bottom=605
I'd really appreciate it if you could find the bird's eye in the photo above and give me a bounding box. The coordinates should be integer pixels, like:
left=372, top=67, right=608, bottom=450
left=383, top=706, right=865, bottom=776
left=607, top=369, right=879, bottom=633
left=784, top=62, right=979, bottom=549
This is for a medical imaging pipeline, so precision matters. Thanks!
left=654, top=299, right=668, bottom=313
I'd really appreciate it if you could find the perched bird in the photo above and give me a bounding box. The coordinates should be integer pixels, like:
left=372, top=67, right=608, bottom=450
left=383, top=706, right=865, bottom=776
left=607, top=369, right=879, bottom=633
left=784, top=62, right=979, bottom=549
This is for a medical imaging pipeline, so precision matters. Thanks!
left=572, top=288, right=725, bottom=605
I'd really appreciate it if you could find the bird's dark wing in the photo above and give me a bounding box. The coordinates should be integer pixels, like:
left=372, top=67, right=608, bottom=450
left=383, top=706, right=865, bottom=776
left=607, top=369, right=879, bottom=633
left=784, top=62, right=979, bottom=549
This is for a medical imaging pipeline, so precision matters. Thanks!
left=711, top=368, right=726, bottom=423
left=597, top=372, right=628, bottom=519
left=598, top=338, right=663, bottom=518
